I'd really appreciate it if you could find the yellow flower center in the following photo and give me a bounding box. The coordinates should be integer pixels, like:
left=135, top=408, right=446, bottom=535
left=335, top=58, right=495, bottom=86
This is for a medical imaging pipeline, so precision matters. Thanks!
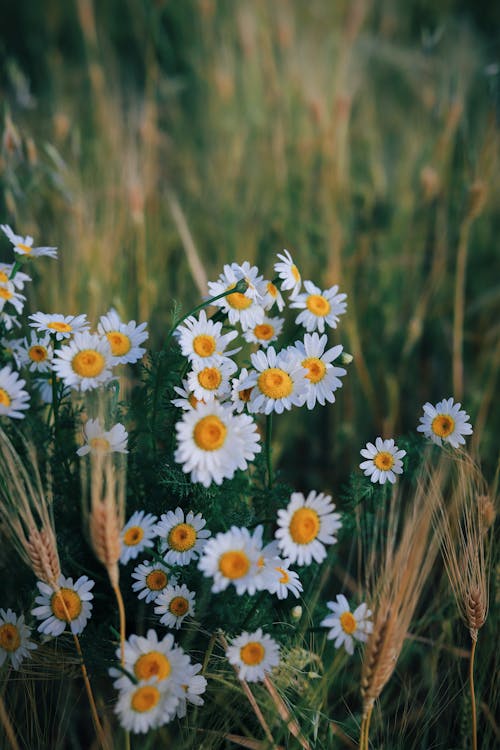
left=89, top=436, right=111, bottom=452
left=226, top=284, right=252, bottom=310
left=193, top=334, right=217, bottom=357
left=188, top=393, right=202, bottom=408
left=267, top=282, right=278, bottom=298
left=168, top=523, right=197, bottom=552
left=131, top=685, right=161, bottom=713
left=291, top=264, right=301, bottom=282
left=169, top=596, right=189, bottom=617
left=289, top=507, right=320, bottom=545
left=238, top=387, right=253, bottom=403
left=0, top=286, right=13, bottom=300
left=106, top=331, right=131, bottom=357
left=374, top=451, right=394, bottom=471
left=306, top=294, right=330, bottom=317
left=431, top=414, right=455, bottom=438
left=219, top=550, right=250, bottom=579
left=193, top=415, right=227, bottom=451
left=302, top=356, right=326, bottom=383
left=253, top=324, right=275, bottom=341
left=134, top=651, right=171, bottom=681
left=276, top=567, right=290, bottom=584
left=17, top=243, right=32, bottom=254
left=339, top=611, right=357, bottom=635
left=123, top=526, right=144, bottom=546
left=240, top=641, right=265, bottom=666
left=47, top=321, right=72, bottom=333
left=29, top=345, right=48, bottom=362
left=258, top=368, right=293, bottom=399
left=71, top=349, right=106, bottom=378
left=0, top=271, right=8, bottom=283
left=0, top=388, right=12, bottom=407
left=0, top=623, right=21, bottom=652
left=145, top=570, right=168, bottom=591
left=51, top=588, right=82, bottom=622
left=197, top=367, right=222, bottom=391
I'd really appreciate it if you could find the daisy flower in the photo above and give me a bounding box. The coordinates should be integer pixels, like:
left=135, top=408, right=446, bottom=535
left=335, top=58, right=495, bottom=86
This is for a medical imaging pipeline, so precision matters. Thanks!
left=29, top=312, right=90, bottom=341
left=0, top=365, right=30, bottom=419
left=320, top=595, right=373, bottom=655
left=76, top=418, right=128, bottom=457
left=120, top=511, right=158, bottom=565
left=290, top=280, right=347, bottom=333
left=52, top=332, right=114, bottom=391
left=243, top=315, right=284, bottom=349
left=17, top=331, right=53, bottom=373
left=230, top=368, right=255, bottom=413
left=0, top=224, right=58, bottom=259
left=114, top=679, right=179, bottom=733
left=97, top=308, right=148, bottom=365
left=154, top=508, right=211, bottom=566
left=32, top=377, right=70, bottom=405
left=207, top=262, right=266, bottom=331
left=198, top=525, right=262, bottom=595
left=0, top=336, right=24, bottom=368
left=187, top=357, right=237, bottom=402
left=174, top=400, right=261, bottom=488
left=241, top=346, right=308, bottom=415
left=289, top=333, right=346, bottom=409
left=226, top=628, right=280, bottom=683
left=359, top=437, right=406, bottom=485
left=155, top=584, right=195, bottom=629
left=0, top=281, right=25, bottom=315
left=274, top=249, right=302, bottom=298
left=109, top=629, right=190, bottom=691
left=176, top=309, right=239, bottom=367
left=417, top=397, right=473, bottom=448
left=0, top=263, right=31, bottom=290
left=262, top=279, right=285, bottom=312
left=132, top=560, right=177, bottom=603
left=260, top=559, right=303, bottom=600
left=0, top=609, right=37, bottom=670
left=171, top=379, right=205, bottom=411
left=275, top=491, right=342, bottom=566
left=0, top=310, right=21, bottom=331
left=175, top=661, right=208, bottom=718
left=32, top=575, right=95, bottom=636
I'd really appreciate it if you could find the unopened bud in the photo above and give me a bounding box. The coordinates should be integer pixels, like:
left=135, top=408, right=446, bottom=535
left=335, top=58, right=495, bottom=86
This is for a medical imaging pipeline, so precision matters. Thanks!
left=340, top=352, right=353, bottom=365
left=291, top=605, right=302, bottom=620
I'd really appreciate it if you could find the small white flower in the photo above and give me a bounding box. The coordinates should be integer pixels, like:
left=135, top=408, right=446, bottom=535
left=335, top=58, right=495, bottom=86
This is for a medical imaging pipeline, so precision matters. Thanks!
left=0, top=609, right=37, bottom=670
left=171, top=379, right=205, bottom=411
left=97, top=308, right=148, bottom=365
left=31, top=575, right=95, bottom=636
left=29, top=311, right=90, bottom=341
left=0, top=336, right=24, bottom=368
left=1, top=224, right=58, bottom=259
left=230, top=368, right=255, bottom=413
left=416, top=397, right=473, bottom=448
left=207, top=262, right=266, bottom=331
left=260, top=559, right=303, bottom=600
left=155, top=584, right=196, bottom=629
left=359, top=437, right=406, bottom=485
left=175, top=660, right=207, bottom=718
left=0, top=263, right=31, bottom=290
left=0, top=310, right=21, bottom=331
left=76, top=418, right=128, bottom=457
left=320, top=594, right=373, bottom=655
left=0, top=281, right=25, bottom=315
left=241, top=346, right=308, bottom=415
left=17, top=331, right=53, bottom=373
left=154, top=508, right=211, bottom=566
left=32, top=377, right=70, bottom=405
left=109, top=629, right=191, bottom=691
left=226, top=628, right=280, bottom=683
left=114, top=679, right=179, bottom=733
left=261, top=279, right=285, bottom=312
left=275, top=491, right=342, bottom=566
left=131, top=560, right=177, bottom=603
left=0, top=365, right=30, bottom=419
left=176, top=309, right=239, bottom=367
left=243, top=315, right=284, bottom=349
left=187, top=357, right=237, bottom=402
left=120, top=511, right=158, bottom=564
left=290, top=280, right=347, bottom=333
left=274, top=249, right=302, bottom=298
left=198, top=526, right=262, bottom=595
left=52, top=331, right=114, bottom=391
left=289, top=333, right=346, bottom=409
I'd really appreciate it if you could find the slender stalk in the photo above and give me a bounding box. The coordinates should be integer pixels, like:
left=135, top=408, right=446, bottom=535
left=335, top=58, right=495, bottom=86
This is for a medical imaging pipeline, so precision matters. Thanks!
left=266, top=414, right=273, bottom=489
left=112, top=581, right=127, bottom=667
left=359, top=705, right=373, bottom=750
left=8, top=261, right=22, bottom=281
left=0, top=694, right=20, bottom=750
left=470, top=637, right=478, bottom=750
left=72, top=633, right=108, bottom=750
left=263, top=676, right=310, bottom=749
left=452, top=217, right=472, bottom=401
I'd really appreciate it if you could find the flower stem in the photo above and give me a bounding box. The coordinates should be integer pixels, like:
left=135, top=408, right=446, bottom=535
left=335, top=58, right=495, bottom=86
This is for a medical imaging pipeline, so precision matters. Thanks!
left=72, top=633, right=109, bottom=750
left=111, top=580, right=127, bottom=668
left=359, top=705, right=373, bottom=750
left=0, top=693, right=20, bottom=750
left=470, top=636, right=478, bottom=750
left=8, top=261, right=22, bottom=281
left=266, top=414, right=273, bottom=490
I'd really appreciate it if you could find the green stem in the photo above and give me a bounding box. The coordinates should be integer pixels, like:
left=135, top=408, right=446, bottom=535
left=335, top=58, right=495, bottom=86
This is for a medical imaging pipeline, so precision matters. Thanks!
left=266, top=414, right=273, bottom=489
left=8, top=261, right=22, bottom=280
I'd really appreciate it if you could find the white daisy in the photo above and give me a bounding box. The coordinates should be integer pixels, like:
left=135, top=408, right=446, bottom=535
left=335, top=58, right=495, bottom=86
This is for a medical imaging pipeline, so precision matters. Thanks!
left=261, top=279, right=285, bottom=312
left=0, top=262, right=31, bottom=290
left=0, top=224, right=58, bottom=259
left=359, top=437, right=406, bottom=485
left=0, top=281, right=25, bottom=315
left=29, top=312, right=90, bottom=341
left=174, top=400, right=261, bottom=488
left=154, top=508, right=211, bottom=566
left=17, top=331, right=53, bottom=373
left=198, top=525, right=262, bottom=595
left=187, top=357, right=237, bottom=402
left=155, top=584, right=196, bottom=629
left=320, top=595, right=373, bottom=655
left=0, top=365, right=30, bottom=419
left=131, top=560, right=178, bottom=603
left=289, top=333, right=346, bottom=409
left=109, top=629, right=190, bottom=691
left=243, top=315, right=284, bottom=349
left=275, top=491, right=342, bottom=566
left=417, top=397, right=473, bottom=448
left=0, top=336, right=24, bottom=368
left=32, top=376, right=70, bottom=405
left=207, top=262, right=266, bottom=331
left=260, top=559, right=303, bottom=600
left=0, top=310, right=21, bottom=332
left=76, top=418, right=128, bottom=457
left=176, top=309, right=239, bottom=367
left=226, top=628, right=280, bottom=683
left=97, top=308, right=148, bottom=365
left=52, top=332, right=114, bottom=391
left=241, top=346, right=308, bottom=415
left=274, top=249, right=302, bottom=299
left=31, top=575, right=95, bottom=636
left=175, top=661, right=207, bottom=718
left=230, top=368, right=255, bottom=413
left=290, top=280, right=347, bottom=333
left=0, top=608, right=37, bottom=670
left=171, top=379, right=206, bottom=411
left=120, top=511, right=158, bottom=565
left=114, top=678, right=179, bottom=733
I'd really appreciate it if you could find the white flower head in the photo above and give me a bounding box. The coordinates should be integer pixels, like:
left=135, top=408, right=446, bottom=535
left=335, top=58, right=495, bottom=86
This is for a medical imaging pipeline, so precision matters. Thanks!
left=0, top=281, right=25, bottom=315
left=33, top=377, right=70, bottom=405
left=186, top=357, right=237, bottom=402
left=0, top=263, right=31, bottom=290
left=261, top=279, right=285, bottom=312
left=120, top=511, right=158, bottom=565
left=175, top=660, right=207, bottom=718
left=97, top=308, right=148, bottom=365
left=0, top=609, right=37, bottom=670
left=155, top=584, right=196, bottom=629
left=17, top=331, right=53, bottom=373
left=76, top=418, right=128, bottom=457
left=417, top=397, right=473, bottom=448
left=320, top=594, right=373, bottom=655
left=198, top=525, right=263, bottom=595
left=360, top=437, right=406, bottom=485
left=52, top=331, right=114, bottom=391
left=131, top=560, right=177, bottom=603
left=29, top=312, right=90, bottom=341
left=243, top=315, right=285, bottom=349
left=241, top=346, right=308, bottom=415
left=176, top=309, right=240, bottom=367
left=0, top=336, right=24, bottom=368
left=260, top=559, right=303, bottom=600
left=109, top=629, right=190, bottom=691
left=154, top=508, right=211, bottom=566
left=274, top=249, right=302, bottom=298
left=171, top=378, right=205, bottom=411
left=0, top=365, right=30, bottom=419
left=1, top=224, right=58, bottom=259
left=290, top=280, right=347, bottom=333
left=114, top=679, right=179, bottom=734
left=0, top=310, right=21, bottom=332
left=31, top=575, right=95, bottom=636
left=207, top=262, right=266, bottom=331
left=289, top=333, right=346, bottom=409
left=275, top=491, right=342, bottom=566
left=230, top=368, right=255, bottom=413
left=226, top=628, right=280, bottom=683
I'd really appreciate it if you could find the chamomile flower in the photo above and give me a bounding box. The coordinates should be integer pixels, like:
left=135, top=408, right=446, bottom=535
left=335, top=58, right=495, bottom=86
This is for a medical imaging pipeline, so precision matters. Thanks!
left=198, top=526, right=262, bottom=595
left=17, top=331, right=53, bottom=373
left=52, top=332, right=114, bottom=391
left=226, top=628, right=280, bottom=683
left=175, top=661, right=208, bottom=718
left=155, top=584, right=196, bottom=629
left=320, top=595, right=373, bottom=655
left=0, top=310, right=20, bottom=332
left=0, top=365, right=30, bottom=419
left=174, top=400, right=261, bottom=487
left=114, top=679, right=179, bottom=733
left=32, top=575, right=95, bottom=636
left=289, top=333, right=346, bottom=409
left=290, top=280, right=347, bottom=333
left=29, top=312, right=90, bottom=341
left=76, top=418, right=128, bottom=457
left=275, top=491, right=342, bottom=566
left=154, top=508, right=211, bottom=566
left=32, top=377, right=70, bottom=405
left=207, top=262, right=266, bottom=331
left=243, top=315, right=284, bottom=349
left=0, top=263, right=31, bottom=290
left=97, top=308, right=148, bottom=365
left=132, top=561, right=177, bottom=603
left=171, top=379, right=205, bottom=411
left=0, top=281, right=25, bottom=315
left=187, top=357, right=237, bottom=402
left=0, top=224, right=58, bottom=259
left=417, top=397, right=473, bottom=448
left=262, top=279, right=285, bottom=312
left=241, top=346, right=308, bottom=415
left=261, top=559, right=303, bottom=600
left=359, top=437, right=406, bottom=484
left=230, top=368, right=255, bottom=413
left=274, top=249, right=302, bottom=298
left=120, top=511, right=158, bottom=564
left=0, top=609, right=37, bottom=670
left=109, top=629, right=190, bottom=691
left=176, top=309, right=239, bottom=367
left=0, top=336, right=24, bottom=367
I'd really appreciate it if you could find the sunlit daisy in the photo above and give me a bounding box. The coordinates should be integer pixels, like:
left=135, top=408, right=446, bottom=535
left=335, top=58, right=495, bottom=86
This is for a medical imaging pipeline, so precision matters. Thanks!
left=320, top=594, right=373, bottom=655
left=154, top=508, right=211, bottom=566
left=114, top=678, right=179, bottom=733
left=198, top=525, right=262, bottom=595
left=132, top=560, right=177, bottom=603
left=260, top=559, right=303, bottom=600
left=76, top=418, right=128, bottom=457
left=417, top=397, right=473, bottom=448
left=207, top=262, right=266, bottom=331
left=275, top=490, right=342, bottom=566
left=230, top=368, right=255, bottom=413
left=243, top=315, right=284, bottom=349
left=109, top=629, right=190, bottom=691
left=174, top=400, right=261, bottom=487
left=359, top=437, right=406, bottom=485
left=175, top=660, right=208, bottom=718
left=187, top=357, right=237, bottom=402
left=0, top=262, right=31, bottom=290
left=226, top=628, right=280, bottom=683
left=289, top=333, right=346, bottom=409
left=176, top=309, right=240, bottom=367
left=0, top=223, right=58, bottom=259
left=32, top=575, right=95, bottom=636
left=52, top=332, right=114, bottom=391
left=274, top=249, right=302, bottom=298
left=17, top=331, right=53, bottom=373
left=262, top=279, right=285, bottom=312
left=29, top=311, right=90, bottom=341
left=171, top=379, right=205, bottom=411
left=241, top=346, right=308, bottom=415
left=155, top=584, right=196, bottom=629
left=0, top=281, right=25, bottom=315
left=0, top=365, right=30, bottom=419
left=290, top=280, right=347, bottom=333
left=0, top=609, right=37, bottom=670
left=120, top=511, right=158, bottom=564
left=97, top=308, right=148, bottom=365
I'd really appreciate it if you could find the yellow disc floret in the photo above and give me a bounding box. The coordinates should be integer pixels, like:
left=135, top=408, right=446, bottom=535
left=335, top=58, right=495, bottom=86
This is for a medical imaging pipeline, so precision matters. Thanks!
left=169, top=597, right=189, bottom=617
left=193, top=415, right=227, bottom=451
left=0, top=623, right=21, bottom=652
left=168, top=523, right=197, bottom=552
left=0, top=271, right=8, bottom=283
left=240, top=641, right=265, bottom=665
left=0, top=287, right=13, bottom=300
left=106, top=331, right=131, bottom=357
left=134, top=651, right=171, bottom=681
left=29, top=345, right=49, bottom=362
left=123, top=526, right=145, bottom=546
left=131, top=685, right=161, bottom=713
left=16, top=243, right=32, bottom=254
left=226, top=284, right=252, bottom=310
left=291, top=265, right=301, bottom=282
left=339, top=611, right=357, bottom=635
left=219, top=550, right=250, bottom=579
left=306, top=294, right=330, bottom=317
left=276, top=567, right=290, bottom=584
left=289, top=508, right=320, bottom=545
left=373, top=451, right=395, bottom=471
left=51, top=588, right=82, bottom=622
left=47, top=321, right=72, bottom=333
left=146, top=570, right=168, bottom=591
left=258, top=368, right=293, bottom=399
left=197, top=367, right=222, bottom=391
left=193, top=334, right=217, bottom=357
left=89, top=437, right=111, bottom=452
left=302, top=356, right=326, bottom=383
left=71, top=350, right=106, bottom=378
left=0, top=389, right=12, bottom=407
left=431, top=414, right=455, bottom=438
left=253, top=324, right=275, bottom=341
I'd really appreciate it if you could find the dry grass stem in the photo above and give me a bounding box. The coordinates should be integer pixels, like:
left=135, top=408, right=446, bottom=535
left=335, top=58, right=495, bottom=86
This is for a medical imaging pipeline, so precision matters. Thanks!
left=263, top=675, right=311, bottom=750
